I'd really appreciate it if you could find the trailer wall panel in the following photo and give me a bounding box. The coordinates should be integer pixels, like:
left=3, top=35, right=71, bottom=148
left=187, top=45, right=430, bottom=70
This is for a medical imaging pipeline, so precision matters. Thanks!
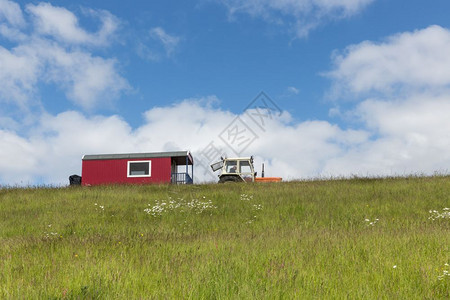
left=82, top=157, right=171, bottom=186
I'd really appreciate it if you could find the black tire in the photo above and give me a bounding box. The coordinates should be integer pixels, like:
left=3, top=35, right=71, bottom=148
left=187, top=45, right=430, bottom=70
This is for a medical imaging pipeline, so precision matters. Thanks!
left=218, top=175, right=242, bottom=183
left=69, top=175, right=82, bottom=186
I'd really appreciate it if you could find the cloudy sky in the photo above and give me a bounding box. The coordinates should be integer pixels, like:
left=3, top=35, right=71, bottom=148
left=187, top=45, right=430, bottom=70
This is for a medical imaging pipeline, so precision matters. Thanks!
left=1, top=0, right=450, bottom=185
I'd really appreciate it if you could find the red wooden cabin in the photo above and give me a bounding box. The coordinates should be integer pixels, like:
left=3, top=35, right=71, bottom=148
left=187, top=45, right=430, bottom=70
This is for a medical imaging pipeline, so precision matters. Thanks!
left=81, top=151, right=194, bottom=186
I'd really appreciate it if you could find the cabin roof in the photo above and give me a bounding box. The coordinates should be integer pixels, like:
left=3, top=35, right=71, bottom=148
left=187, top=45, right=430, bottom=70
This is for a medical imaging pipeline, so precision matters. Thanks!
left=82, top=151, right=193, bottom=165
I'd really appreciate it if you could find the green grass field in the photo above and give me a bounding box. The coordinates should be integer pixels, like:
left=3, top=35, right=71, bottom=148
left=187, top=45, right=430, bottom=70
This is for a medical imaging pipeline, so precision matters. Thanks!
left=1, top=176, right=449, bottom=299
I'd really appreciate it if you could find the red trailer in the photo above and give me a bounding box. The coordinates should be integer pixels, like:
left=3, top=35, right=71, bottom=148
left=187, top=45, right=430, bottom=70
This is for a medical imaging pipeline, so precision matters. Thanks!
left=81, top=151, right=194, bottom=186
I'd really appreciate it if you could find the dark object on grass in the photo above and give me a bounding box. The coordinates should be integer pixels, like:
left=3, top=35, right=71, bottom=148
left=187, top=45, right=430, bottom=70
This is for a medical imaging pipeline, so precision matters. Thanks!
left=69, top=175, right=82, bottom=186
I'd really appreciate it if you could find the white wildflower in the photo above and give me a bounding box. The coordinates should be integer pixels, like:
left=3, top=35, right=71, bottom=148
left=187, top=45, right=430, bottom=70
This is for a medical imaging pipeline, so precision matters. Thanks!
left=253, top=204, right=263, bottom=211
left=240, top=194, right=253, bottom=201
left=365, top=218, right=379, bottom=226
left=429, top=208, right=450, bottom=220
left=43, top=231, right=59, bottom=239
left=438, top=263, right=450, bottom=280
left=144, top=197, right=217, bottom=216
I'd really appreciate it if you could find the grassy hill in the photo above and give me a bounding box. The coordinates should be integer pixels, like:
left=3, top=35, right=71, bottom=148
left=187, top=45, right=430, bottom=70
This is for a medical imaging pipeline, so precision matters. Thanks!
left=1, top=176, right=449, bottom=299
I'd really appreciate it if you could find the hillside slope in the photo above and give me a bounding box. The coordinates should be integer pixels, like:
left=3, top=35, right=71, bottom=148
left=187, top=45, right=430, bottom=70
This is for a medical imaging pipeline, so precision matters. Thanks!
left=1, top=177, right=449, bottom=298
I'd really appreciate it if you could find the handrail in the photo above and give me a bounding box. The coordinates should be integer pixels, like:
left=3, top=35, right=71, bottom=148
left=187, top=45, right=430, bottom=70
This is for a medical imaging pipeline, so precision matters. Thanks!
left=171, top=172, right=193, bottom=184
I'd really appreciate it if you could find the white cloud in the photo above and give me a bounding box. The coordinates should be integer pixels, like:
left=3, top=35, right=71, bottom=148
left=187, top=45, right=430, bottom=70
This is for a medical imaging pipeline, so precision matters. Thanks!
left=0, top=0, right=26, bottom=41
left=149, top=27, right=180, bottom=57
left=328, top=25, right=450, bottom=97
left=26, top=2, right=119, bottom=46
left=0, top=0, right=25, bottom=27
left=0, top=38, right=130, bottom=110
left=323, top=25, right=450, bottom=176
left=136, top=41, right=161, bottom=62
left=137, top=27, right=181, bottom=62
left=216, top=0, right=374, bottom=37
left=0, top=23, right=26, bottom=40
left=287, top=86, right=300, bottom=95
left=0, top=111, right=134, bottom=184
left=0, top=44, right=41, bottom=107
left=0, top=1, right=129, bottom=110
left=35, top=40, right=130, bottom=109
left=0, top=130, right=37, bottom=179
left=323, top=95, right=450, bottom=176
left=1, top=90, right=449, bottom=185
left=222, top=0, right=373, bottom=17
left=0, top=99, right=370, bottom=185
left=356, top=95, right=450, bottom=137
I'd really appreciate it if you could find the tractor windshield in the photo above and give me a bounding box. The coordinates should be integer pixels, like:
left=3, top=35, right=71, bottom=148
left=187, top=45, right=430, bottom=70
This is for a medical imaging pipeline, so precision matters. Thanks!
left=225, top=160, right=237, bottom=173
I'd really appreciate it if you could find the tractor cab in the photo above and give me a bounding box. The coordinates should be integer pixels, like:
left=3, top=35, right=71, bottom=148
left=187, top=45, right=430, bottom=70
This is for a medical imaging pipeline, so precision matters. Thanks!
left=211, top=157, right=256, bottom=183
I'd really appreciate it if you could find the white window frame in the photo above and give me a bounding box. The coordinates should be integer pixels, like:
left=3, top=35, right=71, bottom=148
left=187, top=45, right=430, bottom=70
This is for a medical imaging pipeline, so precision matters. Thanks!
left=127, top=160, right=152, bottom=178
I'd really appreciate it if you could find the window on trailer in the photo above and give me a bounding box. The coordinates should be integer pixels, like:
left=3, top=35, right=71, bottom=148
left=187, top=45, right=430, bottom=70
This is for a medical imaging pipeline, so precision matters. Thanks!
left=127, top=161, right=151, bottom=177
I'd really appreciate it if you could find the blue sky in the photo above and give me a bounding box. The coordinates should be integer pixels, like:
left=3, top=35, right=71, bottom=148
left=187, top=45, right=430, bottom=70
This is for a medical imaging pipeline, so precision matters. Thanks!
left=1, top=0, right=450, bottom=185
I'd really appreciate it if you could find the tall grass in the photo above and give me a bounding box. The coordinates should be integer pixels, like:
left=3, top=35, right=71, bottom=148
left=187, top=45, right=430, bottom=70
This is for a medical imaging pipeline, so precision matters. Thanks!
left=0, top=176, right=449, bottom=298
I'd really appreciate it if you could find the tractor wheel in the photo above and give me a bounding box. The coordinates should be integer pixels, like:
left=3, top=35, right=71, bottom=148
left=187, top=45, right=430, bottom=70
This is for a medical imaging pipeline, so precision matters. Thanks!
left=218, top=176, right=242, bottom=183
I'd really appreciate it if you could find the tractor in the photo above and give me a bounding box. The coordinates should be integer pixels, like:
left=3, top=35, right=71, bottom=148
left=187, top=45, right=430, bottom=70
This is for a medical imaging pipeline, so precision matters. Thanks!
left=210, top=156, right=282, bottom=183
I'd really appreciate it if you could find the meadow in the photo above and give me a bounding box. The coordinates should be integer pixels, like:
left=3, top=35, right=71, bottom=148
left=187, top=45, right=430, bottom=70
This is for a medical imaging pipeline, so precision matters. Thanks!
left=0, top=176, right=449, bottom=299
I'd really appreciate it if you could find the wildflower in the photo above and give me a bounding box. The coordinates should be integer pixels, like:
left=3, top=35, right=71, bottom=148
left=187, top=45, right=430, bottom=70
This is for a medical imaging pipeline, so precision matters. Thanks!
left=94, top=203, right=105, bottom=212
left=43, top=231, right=60, bottom=239
left=429, top=208, right=450, bottom=220
left=364, top=218, right=379, bottom=226
left=144, top=197, right=217, bottom=216
left=252, top=204, right=263, bottom=211
left=240, top=194, right=253, bottom=201
left=438, top=262, right=450, bottom=280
